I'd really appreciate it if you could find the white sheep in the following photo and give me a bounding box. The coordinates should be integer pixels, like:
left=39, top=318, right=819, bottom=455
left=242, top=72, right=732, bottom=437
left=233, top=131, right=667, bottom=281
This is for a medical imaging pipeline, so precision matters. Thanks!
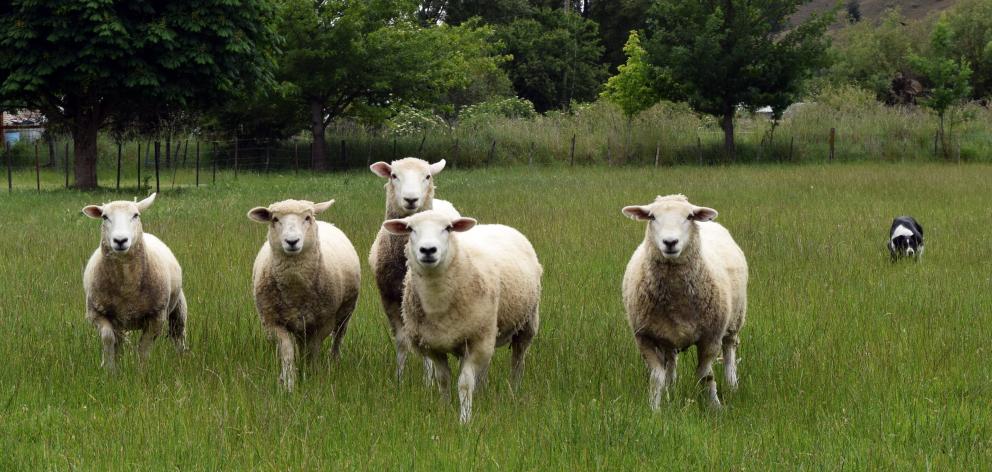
left=621, top=194, right=748, bottom=410
left=82, top=193, right=187, bottom=372
left=368, top=157, right=459, bottom=383
left=382, top=210, right=542, bottom=423
left=248, top=199, right=361, bottom=391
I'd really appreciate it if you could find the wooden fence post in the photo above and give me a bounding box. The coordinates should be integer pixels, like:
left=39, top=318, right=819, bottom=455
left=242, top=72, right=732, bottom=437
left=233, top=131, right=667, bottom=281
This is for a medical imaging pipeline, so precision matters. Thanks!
left=195, top=141, right=200, bottom=187
left=654, top=141, right=660, bottom=167
left=5, top=143, right=11, bottom=193
left=487, top=139, right=496, bottom=165
left=569, top=134, right=576, bottom=166
left=829, top=128, right=836, bottom=161
left=64, top=141, right=69, bottom=188
left=452, top=138, right=459, bottom=169
left=417, top=134, right=426, bottom=154
left=35, top=141, right=41, bottom=191
left=265, top=144, right=271, bottom=173
left=392, top=138, right=397, bottom=160
left=234, top=137, right=239, bottom=179
left=294, top=141, right=300, bottom=174
left=529, top=142, right=535, bottom=167
left=212, top=142, right=217, bottom=185
left=606, top=137, right=612, bottom=166
left=165, top=138, right=171, bottom=169
left=137, top=142, right=141, bottom=190
left=154, top=141, right=161, bottom=193
left=116, top=142, right=122, bottom=190
left=696, top=136, right=702, bottom=165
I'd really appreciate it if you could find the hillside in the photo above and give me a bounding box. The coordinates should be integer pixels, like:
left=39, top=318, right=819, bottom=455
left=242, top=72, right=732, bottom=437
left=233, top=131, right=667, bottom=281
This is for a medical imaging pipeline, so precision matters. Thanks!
left=792, top=0, right=957, bottom=25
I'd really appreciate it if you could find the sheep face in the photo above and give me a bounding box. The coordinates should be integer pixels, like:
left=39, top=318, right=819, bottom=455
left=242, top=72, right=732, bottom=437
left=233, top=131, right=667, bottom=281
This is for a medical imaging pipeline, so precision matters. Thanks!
left=248, top=199, right=334, bottom=256
left=622, top=194, right=717, bottom=260
left=82, top=193, right=157, bottom=254
left=370, top=158, right=446, bottom=215
left=382, top=211, right=476, bottom=270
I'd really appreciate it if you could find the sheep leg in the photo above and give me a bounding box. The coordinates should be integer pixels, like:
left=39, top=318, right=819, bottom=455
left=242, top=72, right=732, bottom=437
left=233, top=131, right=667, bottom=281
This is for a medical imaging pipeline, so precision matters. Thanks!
left=304, top=320, right=335, bottom=365
left=635, top=335, right=668, bottom=411
left=329, top=301, right=357, bottom=361
left=168, top=291, right=188, bottom=353
left=271, top=326, right=297, bottom=392
left=395, top=329, right=410, bottom=383
left=722, top=332, right=740, bottom=391
left=425, top=352, right=451, bottom=402
left=93, top=315, right=119, bottom=373
left=696, top=343, right=722, bottom=409
left=138, top=315, right=165, bottom=364
left=384, top=298, right=410, bottom=382
left=509, top=318, right=537, bottom=391
left=458, top=343, right=494, bottom=424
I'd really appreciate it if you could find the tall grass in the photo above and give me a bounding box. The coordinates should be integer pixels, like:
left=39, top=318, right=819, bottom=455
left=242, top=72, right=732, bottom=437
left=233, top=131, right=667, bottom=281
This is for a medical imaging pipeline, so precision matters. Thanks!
left=0, top=164, right=989, bottom=468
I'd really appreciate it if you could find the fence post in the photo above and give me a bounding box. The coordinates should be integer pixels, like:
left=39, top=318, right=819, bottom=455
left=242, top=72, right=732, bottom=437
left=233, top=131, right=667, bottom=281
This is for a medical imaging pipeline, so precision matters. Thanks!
left=5, top=143, right=11, bottom=193
left=234, top=137, right=239, bottom=179
left=137, top=142, right=141, bottom=190
left=265, top=144, right=271, bottom=173
left=789, top=136, right=795, bottom=161
left=569, top=134, right=576, bottom=166
left=366, top=139, right=372, bottom=167
left=933, top=131, right=938, bottom=157
left=195, top=141, right=200, bottom=187
left=528, top=141, right=535, bottom=167
left=35, top=141, right=41, bottom=191
left=487, top=139, right=496, bottom=165
left=606, top=137, right=612, bottom=166
left=392, top=138, right=397, bottom=160
left=212, top=142, right=217, bottom=185
left=64, top=142, right=69, bottom=188
left=340, top=139, right=346, bottom=167
left=452, top=138, right=459, bottom=169
left=417, top=134, right=426, bottom=154
left=294, top=141, right=299, bottom=174
left=696, top=136, right=702, bottom=165
left=654, top=141, right=660, bottom=167
left=829, top=128, right=836, bottom=161
left=154, top=141, right=160, bottom=193
left=116, top=142, right=122, bottom=191
left=165, top=138, right=171, bottom=169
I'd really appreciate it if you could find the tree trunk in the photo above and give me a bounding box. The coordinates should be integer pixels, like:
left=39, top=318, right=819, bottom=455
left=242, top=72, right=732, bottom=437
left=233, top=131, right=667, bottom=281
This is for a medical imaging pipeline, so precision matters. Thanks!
left=310, top=100, right=328, bottom=171
left=72, top=118, right=100, bottom=189
left=721, top=110, right=736, bottom=161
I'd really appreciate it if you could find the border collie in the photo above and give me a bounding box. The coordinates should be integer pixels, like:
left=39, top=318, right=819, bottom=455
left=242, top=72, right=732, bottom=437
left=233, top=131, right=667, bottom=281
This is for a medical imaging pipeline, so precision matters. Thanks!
left=888, top=216, right=924, bottom=261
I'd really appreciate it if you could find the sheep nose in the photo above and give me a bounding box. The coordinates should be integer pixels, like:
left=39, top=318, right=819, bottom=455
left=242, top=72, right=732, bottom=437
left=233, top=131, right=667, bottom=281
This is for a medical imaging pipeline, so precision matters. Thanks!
left=419, top=246, right=437, bottom=255
left=662, top=238, right=679, bottom=249
left=404, top=198, right=418, bottom=206
left=113, top=237, right=128, bottom=246
left=285, top=238, right=300, bottom=247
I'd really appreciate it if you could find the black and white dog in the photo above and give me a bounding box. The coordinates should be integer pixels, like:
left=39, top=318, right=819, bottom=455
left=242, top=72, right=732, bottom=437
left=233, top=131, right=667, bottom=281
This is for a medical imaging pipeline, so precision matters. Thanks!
left=888, top=216, right=924, bottom=261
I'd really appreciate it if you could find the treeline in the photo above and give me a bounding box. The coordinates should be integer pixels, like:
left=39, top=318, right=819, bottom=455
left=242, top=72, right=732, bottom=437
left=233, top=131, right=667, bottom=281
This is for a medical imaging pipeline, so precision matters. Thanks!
left=1, top=0, right=990, bottom=188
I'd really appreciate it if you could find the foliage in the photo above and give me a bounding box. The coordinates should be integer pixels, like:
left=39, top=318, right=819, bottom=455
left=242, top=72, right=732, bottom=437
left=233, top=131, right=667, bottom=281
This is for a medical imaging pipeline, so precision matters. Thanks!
left=825, top=9, right=932, bottom=102
left=386, top=106, right=447, bottom=136
left=0, top=0, right=279, bottom=187
left=497, top=9, right=607, bottom=112
left=600, top=31, right=661, bottom=120
left=643, top=0, right=835, bottom=157
left=942, top=0, right=992, bottom=99
left=586, top=0, right=652, bottom=71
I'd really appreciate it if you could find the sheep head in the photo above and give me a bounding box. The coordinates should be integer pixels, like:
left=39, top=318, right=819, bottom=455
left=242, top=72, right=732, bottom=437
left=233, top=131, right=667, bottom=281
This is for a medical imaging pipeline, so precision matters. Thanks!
left=82, top=193, right=156, bottom=255
left=622, top=194, right=717, bottom=260
left=248, top=199, right=334, bottom=256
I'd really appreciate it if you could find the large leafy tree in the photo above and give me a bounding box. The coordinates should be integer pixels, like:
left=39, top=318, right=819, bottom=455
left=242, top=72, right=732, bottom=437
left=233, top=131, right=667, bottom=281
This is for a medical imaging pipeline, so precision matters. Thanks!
left=601, top=31, right=660, bottom=120
left=280, top=0, right=501, bottom=169
left=909, top=16, right=973, bottom=159
left=498, top=9, right=606, bottom=112
left=644, top=0, right=833, bottom=159
left=943, top=0, right=992, bottom=100
left=0, top=0, right=277, bottom=188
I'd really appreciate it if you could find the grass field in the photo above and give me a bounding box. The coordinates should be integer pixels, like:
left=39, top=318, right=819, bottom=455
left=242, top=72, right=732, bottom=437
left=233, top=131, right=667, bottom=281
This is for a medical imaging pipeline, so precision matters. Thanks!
left=1, top=163, right=990, bottom=469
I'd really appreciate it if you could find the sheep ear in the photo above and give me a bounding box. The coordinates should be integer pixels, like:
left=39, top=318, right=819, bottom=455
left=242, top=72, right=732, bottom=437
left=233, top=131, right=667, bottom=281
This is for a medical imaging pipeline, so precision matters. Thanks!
left=136, top=193, right=156, bottom=211
left=248, top=207, right=273, bottom=223
left=622, top=205, right=652, bottom=221
left=313, top=199, right=335, bottom=214
left=370, top=162, right=392, bottom=178
left=450, top=217, right=476, bottom=232
left=429, top=159, right=446, bottom=176
left=690, top=207, right=718, bottom=222
left=82, top=205, right=104, bottom=219
left=382, top=219, right=411, bottom=235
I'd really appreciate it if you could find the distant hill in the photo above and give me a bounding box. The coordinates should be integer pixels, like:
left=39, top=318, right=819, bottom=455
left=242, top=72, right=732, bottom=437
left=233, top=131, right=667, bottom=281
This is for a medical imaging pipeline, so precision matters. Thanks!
left=792, top=0, right=957, bottom=26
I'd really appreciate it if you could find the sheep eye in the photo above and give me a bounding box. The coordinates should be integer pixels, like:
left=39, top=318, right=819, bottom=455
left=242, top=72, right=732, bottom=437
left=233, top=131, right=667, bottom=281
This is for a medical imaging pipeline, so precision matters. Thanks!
left=444, top=225, right=452, bottom=232
left=390, top=173, right=397, bottom=179
left=305, top=215, right=312, bottom=222
left=102, top=215, right=109, bottom=221
left=272, top=217, right=279, bottom=223
left=426, top=175, right=431, bottom=180
left=132, top=213, right=139, bottom=220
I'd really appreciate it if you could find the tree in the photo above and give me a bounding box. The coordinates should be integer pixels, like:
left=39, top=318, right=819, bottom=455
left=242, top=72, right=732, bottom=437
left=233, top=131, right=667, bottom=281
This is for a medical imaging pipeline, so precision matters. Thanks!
left=601, top=31, right=660, bottom=120
left=643, top=0, right=833, bottom=159
left=909, top=16, right=973, bottom=159
left=498, top=9, right=606, bottom=112
left=0, top=0, right=277, bottom=188
left=586, top=0, right=651, bottom=71
left=943, top=0, right=992, bottom=100
left=279, top=0, right=502, bottom=169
